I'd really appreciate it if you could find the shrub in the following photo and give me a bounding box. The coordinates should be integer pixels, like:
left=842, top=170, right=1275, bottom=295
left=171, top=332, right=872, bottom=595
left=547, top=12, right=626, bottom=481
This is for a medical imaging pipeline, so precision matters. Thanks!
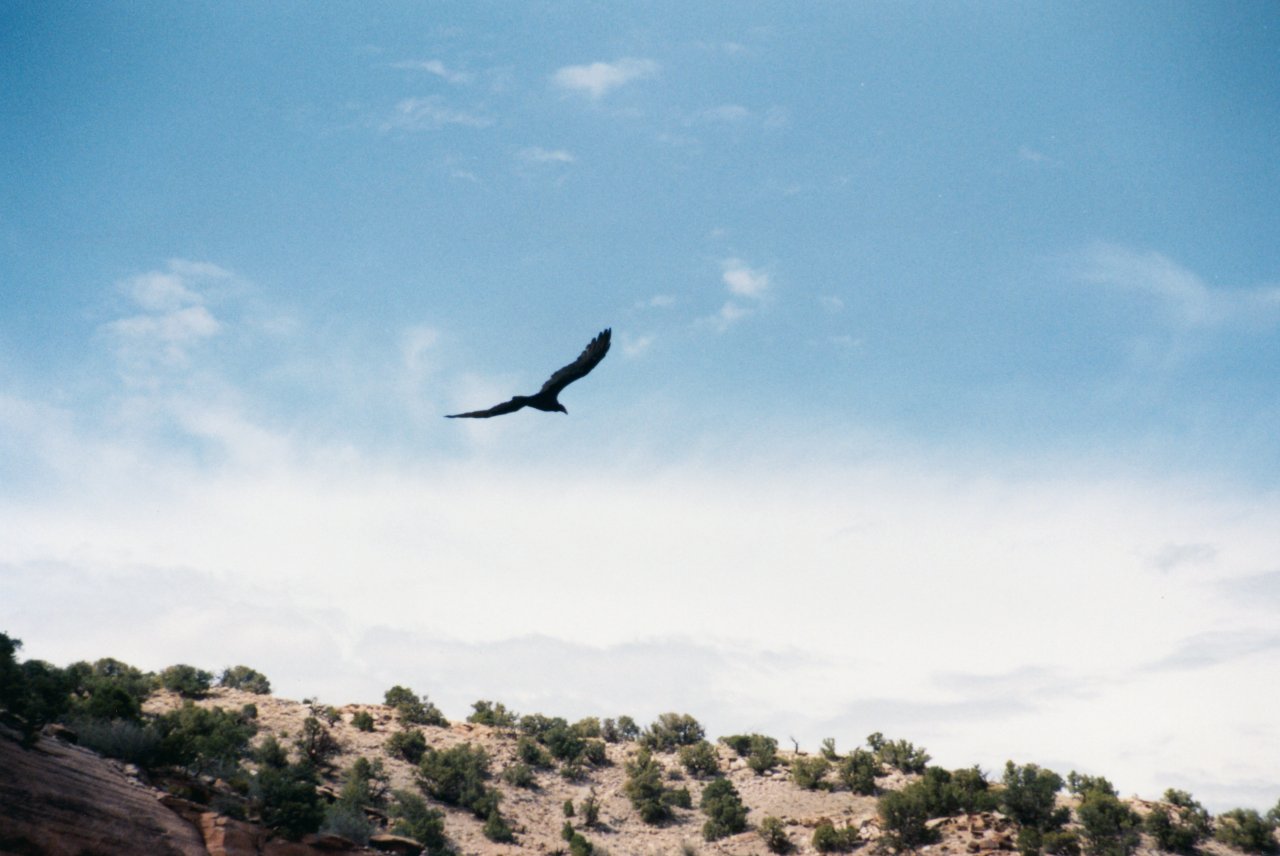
left=1042, top=830, right=1083, bottom=856
left=747, top=734, right=780, bottom=774
left=680, top=740, right=721, bottom=778
left=1000, top=762, right=1070, bottom=834
left=154, top=702, right=256, bottom=775
left=218, top=665, right=271, bottom=694
left=73, top=716, right=162, bottom=767
left=720, top=734, right=753, bottom=756
left=340, top=756, right=389, bottom=808
left=416, top=743, right=491, bottom=815
left=700, top=777, right=748, bottom=841
left=1215, top=809, right=1278, bottom=854
left=321, top=800, right=373, bottom=845
left=389, top=789, right=452, bottom=856
left=821, top=738, right=839, bottom=760
left=812, top=818, right=861, bottom=853
left=951, top=766, right=1000, bottom=813
left=573, top=717, right=602, bottom=738
left=1067, top=772, right=1118, bottom=799
left=517, top=735, right=554, bottom=768
left=294, top=715, right=340, bottom=768
left=159, top=664, right=213, bottom=698
left=468, top=699, right=519, bottom=727
left=254, top=734, right=289, bottom=768
left=641, top=712, right=705, bottom=752
left=879, top=785, right=938, bottom=851
left=791, top=755, right=832, bottom=790
left=759, top=816, right=792, bottom=853
left=838, top=748, right=881, bottom=794
left=1077, top=791, right=1141, bottom=856
left=876, top=736, right=931, bottom=774
left=352, top=710, right=375, bottom=732
left=386, top=729, right=427, bottom=763
left=503, top=762, right=536, bottom=788
left=1145, top=790, right=1210, bottom=854
left=615, top=715, right=640, bottom=741
left=482, top=808, right=515, bottom=843
left=385, top=685, right=448, bottom=727
left=581, top=789, right=601, bottom=827
left=568, top=831, right=594, bottom=856
left=625, top=747, right=674, bottom=824
left=255, top=762, right=324, bottom=840
left=665, top=786, right=693, bottom=809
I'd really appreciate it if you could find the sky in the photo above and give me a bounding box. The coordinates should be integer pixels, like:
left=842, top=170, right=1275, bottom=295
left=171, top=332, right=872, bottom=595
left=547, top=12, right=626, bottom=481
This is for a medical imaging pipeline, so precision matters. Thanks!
left=3, top=1, right=1280, bottom=813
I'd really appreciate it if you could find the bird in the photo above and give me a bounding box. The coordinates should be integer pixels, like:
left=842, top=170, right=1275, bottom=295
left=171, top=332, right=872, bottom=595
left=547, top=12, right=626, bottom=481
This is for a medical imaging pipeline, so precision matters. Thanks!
left=445, top=328, right=611, bottom=418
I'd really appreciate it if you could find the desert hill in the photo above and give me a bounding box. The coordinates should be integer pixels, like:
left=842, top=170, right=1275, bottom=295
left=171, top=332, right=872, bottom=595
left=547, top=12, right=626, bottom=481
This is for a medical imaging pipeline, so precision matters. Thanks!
left=3, top=681, right=1275, bottom=856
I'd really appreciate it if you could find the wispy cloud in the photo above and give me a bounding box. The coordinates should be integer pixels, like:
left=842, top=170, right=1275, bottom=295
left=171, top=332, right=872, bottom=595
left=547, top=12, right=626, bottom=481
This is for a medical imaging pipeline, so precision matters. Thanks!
left=722, top=258, right=770, bottom=298
left=102, top=260, right=227, bottom=374
left=517, top=146, right=575, bottom=164
left=392, top=59, right=472, bottom=85
left=1079, top=243, right=1280, bottom=328
left=637, top=294, right=676, bottom=309
left=1141, top=630, right=1280, bottom=673
left=552, top=58, right=658, bottom=99
left=380, top=96, right=494, bottom=132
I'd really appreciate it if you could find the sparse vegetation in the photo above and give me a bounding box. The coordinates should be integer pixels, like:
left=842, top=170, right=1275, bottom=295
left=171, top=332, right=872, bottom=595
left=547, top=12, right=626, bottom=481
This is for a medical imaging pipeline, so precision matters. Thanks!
left=641, top=712, right=706, bottom=752
left=384, top=685, right=449, bottom=727
left=468, top=699, right=519, bottom=728
left=837, top=747, right=882, bottom=794
left=625, top=746, right=679, bottom=824
left=700, top=777, right=749, bottom=841
left=812, top=817, right=861, bottom=853
left=791, top=754, right=832, bottom=790
left=1145, top=789, right=1211, bottom=853
left=218, top=665, right=271, bottom=694
left=159, top=664, right=213, bottom=699
left=1215, top=809, right=1278, bottom=854
left=878, top=783, right=937, bottom=851
left=1001, top=761, right=1071, bottom=855
left=679, top=740, right=721, bottom=777
left=389, top=789, right=452, bottom=856
left=868, top=731, right=931, bottom=774
left=387, top=728, right=428, bottom=763
left=352, top=710, right=375, bottom=732
left=759, top=815, right=792, bottom=853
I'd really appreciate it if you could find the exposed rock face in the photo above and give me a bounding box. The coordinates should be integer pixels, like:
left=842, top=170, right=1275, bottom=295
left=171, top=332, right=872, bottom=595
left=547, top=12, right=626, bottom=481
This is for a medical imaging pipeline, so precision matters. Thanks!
left=0, top=728, right=373, bottom=856
left=0, top=727, right=207, bottom=856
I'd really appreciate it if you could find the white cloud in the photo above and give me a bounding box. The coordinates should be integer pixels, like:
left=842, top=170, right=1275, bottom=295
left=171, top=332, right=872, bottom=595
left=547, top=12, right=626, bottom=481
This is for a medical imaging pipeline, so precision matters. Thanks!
left=722, top=258, right=770, bottom=298
left=1080, top=243, right=1280, bottom=328
left=103, top=260, right=228, bottom=372
left=552, top=58, right=658, bottom=99
left=517, top=146, right=575, bottom=164
left=381, top=97, right=494, bottom=132
left=636, top=294, right=675, bottom=309
left=392, top=59, right=472, bottom=84
left=620, top=333, right=654, bottom=356
left=3, top=422, right=1279, bottom=810
left=701, top=104, right=750, bottom=122
left=819, top=295, right=845, bottom=313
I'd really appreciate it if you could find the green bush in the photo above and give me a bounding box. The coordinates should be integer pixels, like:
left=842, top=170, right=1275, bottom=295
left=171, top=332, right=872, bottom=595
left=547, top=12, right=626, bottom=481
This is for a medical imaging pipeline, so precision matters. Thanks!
left=568, top=831, right=594, bottom=856
left=385, top=685, right=448, bottom=727
left=352, top=710, right=375, bottom=732
left=837, top=748, right=881, bottom=794
left=387, top=728, right=427, bottom=763
left=759, top=816, right=792, bottom=853
left=641, top=713, right=706, bottom=752
left=321, top=800, right=373, bottom=845
left=1145, top=790, right=1210, bottom=854
left=294, top=715, right=340, bottom=768
left=255, top=762, right=324, bottom=840
left=720, top=734, right=753, bottom=756
left=581, top=789, right=601, bottom=827
left=821, top=738, right=839, bottom=760
left=680, top=740, right=721, bottom=777
left=573, top=717, right=602, bottom=738
left=416, top=742, right=491, bottom=815
left=154, top=701, right=256, bottom=774
left=468, top=699, right=519, bottom=727
left=875, top=736, right=931, bottom=774
left=218, top=665, right=271, bottom=694
left=339, top=756, right=389, bottom=807
left=748, top=734, right=780, bottom=775
left=1215, top=809, right=1278, bottom=854
left=791, top=755, right=832, bottom=790
left=1042, top=830, right=1083, bottom=856
left=1067, top=772, right=1117, bottom=799
left=159, top=664, right=213, bottom=698
left=517, top=735, right=554, bottom=768
left=1000, top=762, right=1070, bottom=835
left=482, top=807, right=515, bottom=843
left=498, top=761, right=533, bottom=788
left=700, top=777, right=748, bottom=841
left=73, top=716, right=162, bottom=766
left=389, top=789, right=452, bottom=856
left=951, top=766, right=1000, bottom=813
left=879, top=785, right=938, bottom=851
left=625, top=747, right=675, bottom=824
left=255, top=734, right=289, bottom=768
left=812, top=818, right=861, bottom=853
left=1077, top=791, right=1141, bottom=856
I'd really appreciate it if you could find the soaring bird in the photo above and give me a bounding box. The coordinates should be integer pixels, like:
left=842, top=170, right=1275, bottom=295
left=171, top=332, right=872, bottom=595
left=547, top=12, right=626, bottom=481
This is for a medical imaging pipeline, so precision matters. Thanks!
left=446, top=328, right=611, bottom=418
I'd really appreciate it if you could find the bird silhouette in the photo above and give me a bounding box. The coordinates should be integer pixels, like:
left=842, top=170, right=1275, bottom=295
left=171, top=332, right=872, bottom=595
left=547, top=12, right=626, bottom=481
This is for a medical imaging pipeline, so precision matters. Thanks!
left=446, top=328, right=611, bottom=418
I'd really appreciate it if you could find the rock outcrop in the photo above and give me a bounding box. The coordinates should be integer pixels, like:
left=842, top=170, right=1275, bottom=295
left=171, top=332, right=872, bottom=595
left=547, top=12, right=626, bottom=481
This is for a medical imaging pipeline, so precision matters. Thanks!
left=0, top=727, right=373, bottom=856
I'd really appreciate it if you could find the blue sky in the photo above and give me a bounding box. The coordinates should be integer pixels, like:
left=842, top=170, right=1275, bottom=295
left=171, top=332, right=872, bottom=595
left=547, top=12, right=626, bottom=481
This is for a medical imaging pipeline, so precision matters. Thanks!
left=3, top=2, right=1280, bottom=812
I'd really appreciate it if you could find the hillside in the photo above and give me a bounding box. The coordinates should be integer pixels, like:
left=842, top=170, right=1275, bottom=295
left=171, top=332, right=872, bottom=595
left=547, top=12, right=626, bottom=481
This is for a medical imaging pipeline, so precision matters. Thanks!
left=3, top=682, right=1276, bottom=856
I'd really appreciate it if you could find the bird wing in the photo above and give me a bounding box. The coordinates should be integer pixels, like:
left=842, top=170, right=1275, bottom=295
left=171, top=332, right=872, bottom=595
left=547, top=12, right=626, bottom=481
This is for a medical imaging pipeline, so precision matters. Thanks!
left=538, top=328, right=611, bottom=397
left=445, top=397, right=528, bottom=419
